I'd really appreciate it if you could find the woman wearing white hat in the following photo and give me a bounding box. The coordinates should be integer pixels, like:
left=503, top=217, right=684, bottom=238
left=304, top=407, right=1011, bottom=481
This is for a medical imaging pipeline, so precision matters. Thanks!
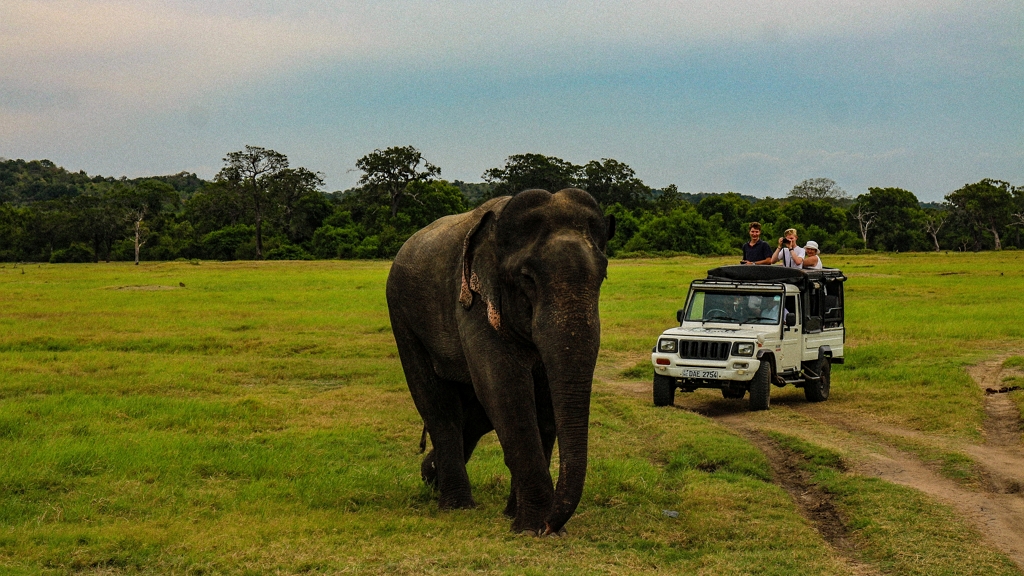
left=802, top=241, right=823, bottom=269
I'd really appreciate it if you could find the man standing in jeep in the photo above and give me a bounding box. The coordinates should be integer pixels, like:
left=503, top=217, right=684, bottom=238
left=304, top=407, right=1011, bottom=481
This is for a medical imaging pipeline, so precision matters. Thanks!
left=741, top=221, right=773, bottom=265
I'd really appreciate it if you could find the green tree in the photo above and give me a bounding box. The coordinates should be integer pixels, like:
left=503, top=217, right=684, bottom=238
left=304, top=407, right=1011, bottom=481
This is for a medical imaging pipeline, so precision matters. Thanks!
left=482, top=154, right=580, bottom=197
left=697, top=192, right=751, bottom=238
left=400, top=180, right=468, bottom=230
left=851, top=188, right=925, bottom=252
left=355, top=146, right=440, bottom=219
left=945, top=179, right=1015, bottom=251
left=653, top=184, right=687, bottom=212
left=216, top=146, right=290, bottom=259
left=624, top=207, right=735, bottom=255
left=271, top=167, right=328, bottom=245
left=579, top=158, right=651, bottom=209
left=788, top=178, right=849, bottom=204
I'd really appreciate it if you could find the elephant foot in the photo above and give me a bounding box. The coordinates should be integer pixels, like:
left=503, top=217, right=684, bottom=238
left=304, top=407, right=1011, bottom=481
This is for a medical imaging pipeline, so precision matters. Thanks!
left=517, top=525, right=568, bottom=538
left=543, top=522, right=568, bottom=537
left=438, top=493, right=476, bottom=510
left=510, top=514, right=547, bottom=535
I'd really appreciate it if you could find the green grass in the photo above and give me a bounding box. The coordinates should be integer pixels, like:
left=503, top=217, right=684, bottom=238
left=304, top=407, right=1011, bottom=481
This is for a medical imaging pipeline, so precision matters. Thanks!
left=1, top=254, right=1022, bottom=573
left=1003, top=356, right=1024, bottom=369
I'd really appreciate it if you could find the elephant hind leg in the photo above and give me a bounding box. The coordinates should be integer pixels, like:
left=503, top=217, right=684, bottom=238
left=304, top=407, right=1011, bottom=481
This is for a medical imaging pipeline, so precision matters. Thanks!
left=392, top=322, right=475, bottom=509
left=421, top=449, right=438, bottom=487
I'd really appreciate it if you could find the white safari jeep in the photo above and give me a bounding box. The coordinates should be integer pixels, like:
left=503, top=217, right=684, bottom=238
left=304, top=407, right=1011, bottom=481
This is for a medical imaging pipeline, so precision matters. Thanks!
left=651, top=265, right=846, bottom=411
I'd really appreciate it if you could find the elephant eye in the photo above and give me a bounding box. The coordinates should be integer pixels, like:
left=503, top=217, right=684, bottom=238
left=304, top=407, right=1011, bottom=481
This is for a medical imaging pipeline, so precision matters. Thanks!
left=520, top=267, right=536, bottom=286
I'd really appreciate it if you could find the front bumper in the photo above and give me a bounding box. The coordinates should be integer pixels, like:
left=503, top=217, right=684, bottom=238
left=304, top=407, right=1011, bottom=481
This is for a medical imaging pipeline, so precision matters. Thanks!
left=651, top=355, right=762, bottom=383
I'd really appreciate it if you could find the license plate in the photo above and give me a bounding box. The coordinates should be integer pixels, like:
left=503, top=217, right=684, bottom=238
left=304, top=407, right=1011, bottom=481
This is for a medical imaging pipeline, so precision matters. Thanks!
left=682, top=369, right=719, bottom=379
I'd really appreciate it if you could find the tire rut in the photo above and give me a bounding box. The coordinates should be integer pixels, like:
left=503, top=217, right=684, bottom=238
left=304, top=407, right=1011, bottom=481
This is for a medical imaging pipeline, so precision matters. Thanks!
left=969, top=356, right=1023, bottom=448
left=736, top=428, right=882, bottom=576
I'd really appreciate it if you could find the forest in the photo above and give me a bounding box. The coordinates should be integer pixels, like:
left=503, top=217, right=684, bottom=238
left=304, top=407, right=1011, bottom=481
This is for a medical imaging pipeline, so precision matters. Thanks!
left=1, top=146, right=1022, bottom=263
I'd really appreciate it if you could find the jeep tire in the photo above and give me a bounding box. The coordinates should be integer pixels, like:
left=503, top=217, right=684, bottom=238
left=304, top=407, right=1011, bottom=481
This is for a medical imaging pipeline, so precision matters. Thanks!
left=804, top=358, right=831, bottom=402
left=749, top=359, right=771, bottom=411
left=653, top=374, right=676, bottom=407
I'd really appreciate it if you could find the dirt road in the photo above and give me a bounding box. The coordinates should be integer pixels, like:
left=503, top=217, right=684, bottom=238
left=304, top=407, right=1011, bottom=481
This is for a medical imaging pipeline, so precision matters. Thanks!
left=602, top=356, right=1024, bottom=573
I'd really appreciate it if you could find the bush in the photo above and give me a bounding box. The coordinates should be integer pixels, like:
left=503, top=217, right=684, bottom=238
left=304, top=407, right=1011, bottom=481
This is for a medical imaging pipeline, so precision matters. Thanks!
left=311, top=224, right=363, bottom=259
left=624, top=209, right=736, bottom=256
left=200, top=225, right=256, bottom=260
left=265, top=244, right=314, bottom=260
left=49, top=243, right=95, bottom=263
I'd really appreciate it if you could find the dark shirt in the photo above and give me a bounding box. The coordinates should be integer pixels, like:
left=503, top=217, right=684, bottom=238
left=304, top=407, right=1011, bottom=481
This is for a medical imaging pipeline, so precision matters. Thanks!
left=742, top=239, right=773, bottom=263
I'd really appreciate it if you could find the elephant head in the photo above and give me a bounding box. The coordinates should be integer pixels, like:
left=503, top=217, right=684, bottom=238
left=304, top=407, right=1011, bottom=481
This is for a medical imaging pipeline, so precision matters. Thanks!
left=458, top=188, right=613, bottom=533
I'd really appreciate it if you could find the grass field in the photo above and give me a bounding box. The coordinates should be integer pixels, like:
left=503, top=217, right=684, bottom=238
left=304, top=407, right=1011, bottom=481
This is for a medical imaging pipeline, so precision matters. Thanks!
left=1, top=253, right=1022, bottom=574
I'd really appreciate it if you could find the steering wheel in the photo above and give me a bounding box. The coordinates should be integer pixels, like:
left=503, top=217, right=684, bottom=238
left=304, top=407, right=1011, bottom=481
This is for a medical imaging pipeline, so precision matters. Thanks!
left=705, top=308, right=729, bottom=319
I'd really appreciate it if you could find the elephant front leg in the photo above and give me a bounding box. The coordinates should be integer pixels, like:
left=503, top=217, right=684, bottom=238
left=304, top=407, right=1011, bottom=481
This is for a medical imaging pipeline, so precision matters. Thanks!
left=504, top=369, right=557, bottom=522
left=473, top=370, right=555, bottom=532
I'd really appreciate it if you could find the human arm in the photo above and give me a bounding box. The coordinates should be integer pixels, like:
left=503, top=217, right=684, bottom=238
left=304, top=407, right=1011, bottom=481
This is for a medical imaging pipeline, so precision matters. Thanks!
left=802, top=254, right=819, bottom=268
left=790, top=247, right=804, bottom=266
left=770, top=237, right=784, bottom=264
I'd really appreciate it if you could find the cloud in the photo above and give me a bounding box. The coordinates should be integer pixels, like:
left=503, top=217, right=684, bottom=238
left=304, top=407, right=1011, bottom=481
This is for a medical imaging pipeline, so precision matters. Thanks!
left=1, top=0, right=994, bottom=110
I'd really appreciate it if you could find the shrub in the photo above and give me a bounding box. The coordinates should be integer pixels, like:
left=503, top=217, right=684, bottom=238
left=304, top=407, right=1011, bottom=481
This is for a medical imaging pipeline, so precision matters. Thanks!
left=265, top=244, right=314, bottom=260
left=201, top=225, right=256, bottom=261
left=49, top=243, right=95, bottom=263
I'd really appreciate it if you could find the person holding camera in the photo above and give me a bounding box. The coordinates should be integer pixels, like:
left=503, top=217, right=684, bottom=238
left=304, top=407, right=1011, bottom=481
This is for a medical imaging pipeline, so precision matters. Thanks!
left=771, top=228, right=804, bottom=269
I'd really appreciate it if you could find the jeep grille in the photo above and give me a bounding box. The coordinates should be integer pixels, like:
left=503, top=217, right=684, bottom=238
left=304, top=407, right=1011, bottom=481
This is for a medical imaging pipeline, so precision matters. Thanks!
left=678, top=340, right=731, bottom=360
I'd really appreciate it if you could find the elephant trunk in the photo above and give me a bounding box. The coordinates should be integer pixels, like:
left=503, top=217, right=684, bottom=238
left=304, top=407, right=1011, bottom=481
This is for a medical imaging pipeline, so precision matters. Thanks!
left=534, top=288, right=601, bottom=534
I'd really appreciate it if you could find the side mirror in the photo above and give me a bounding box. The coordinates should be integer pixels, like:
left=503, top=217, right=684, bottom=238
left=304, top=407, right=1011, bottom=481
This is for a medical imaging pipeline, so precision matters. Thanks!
left=785, top=312, right=797, bottom=327
left=676, top=309, right=685, bottom=324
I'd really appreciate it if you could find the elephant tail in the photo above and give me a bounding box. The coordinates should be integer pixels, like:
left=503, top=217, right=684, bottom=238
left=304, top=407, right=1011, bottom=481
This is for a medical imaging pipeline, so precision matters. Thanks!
left=419, top=424, right=428, bottom=454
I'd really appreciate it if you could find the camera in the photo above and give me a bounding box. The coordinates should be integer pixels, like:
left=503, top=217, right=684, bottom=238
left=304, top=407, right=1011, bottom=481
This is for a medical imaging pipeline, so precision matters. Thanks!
left=781, top=237, right=792, bottom=247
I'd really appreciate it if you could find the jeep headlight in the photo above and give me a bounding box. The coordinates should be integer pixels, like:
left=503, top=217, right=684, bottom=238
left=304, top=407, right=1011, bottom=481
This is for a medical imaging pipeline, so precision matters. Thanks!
left=733, top=342, right=755, bottom=357
left=658, top=338, right=678, bottom=353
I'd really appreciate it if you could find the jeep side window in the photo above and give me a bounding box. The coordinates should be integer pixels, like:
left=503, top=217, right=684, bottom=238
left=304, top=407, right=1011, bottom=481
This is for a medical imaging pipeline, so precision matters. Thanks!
left=785, top=295, right=797, bottom=325
left=804, top=285, right=823, bottom=333
left=823, top=281, right=844, bottom=328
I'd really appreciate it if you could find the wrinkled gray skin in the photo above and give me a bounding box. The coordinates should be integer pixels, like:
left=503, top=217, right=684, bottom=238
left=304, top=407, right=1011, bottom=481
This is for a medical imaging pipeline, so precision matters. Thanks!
left=386, top=188, right=613, bottom=534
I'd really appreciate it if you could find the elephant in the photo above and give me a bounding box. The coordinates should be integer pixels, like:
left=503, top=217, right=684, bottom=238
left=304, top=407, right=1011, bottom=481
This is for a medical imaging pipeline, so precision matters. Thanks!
left=386, top=188, right=614, bottom=535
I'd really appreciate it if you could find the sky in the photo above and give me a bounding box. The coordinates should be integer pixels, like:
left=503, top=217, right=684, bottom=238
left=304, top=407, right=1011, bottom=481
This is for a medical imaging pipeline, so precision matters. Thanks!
left=1, top=0, right=1021, bottom=201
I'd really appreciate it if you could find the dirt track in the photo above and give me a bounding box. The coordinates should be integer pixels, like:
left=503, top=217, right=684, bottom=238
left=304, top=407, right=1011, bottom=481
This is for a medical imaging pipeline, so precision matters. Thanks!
left=601, top=356, right=1024, bottom=573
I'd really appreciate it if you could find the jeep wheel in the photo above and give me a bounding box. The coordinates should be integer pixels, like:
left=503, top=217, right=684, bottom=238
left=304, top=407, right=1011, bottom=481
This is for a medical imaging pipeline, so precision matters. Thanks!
left=653, top=374, right=676, bottom=407
left=722, top=387, right=745, bottom=399
left=804, top=359, right=831, bottom=402
left=749, top=360, right=771, bottom=411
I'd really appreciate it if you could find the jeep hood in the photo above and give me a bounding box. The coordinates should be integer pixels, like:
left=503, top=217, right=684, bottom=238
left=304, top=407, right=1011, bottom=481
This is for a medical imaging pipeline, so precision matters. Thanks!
left=662, top=324, right=777, bottom=340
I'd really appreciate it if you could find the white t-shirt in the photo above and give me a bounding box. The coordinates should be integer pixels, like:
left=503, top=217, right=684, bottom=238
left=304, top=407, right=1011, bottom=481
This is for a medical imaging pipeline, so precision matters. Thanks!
left=781, top=246, right=805, bottom=269
left=803, top=255, right=822, bottom=269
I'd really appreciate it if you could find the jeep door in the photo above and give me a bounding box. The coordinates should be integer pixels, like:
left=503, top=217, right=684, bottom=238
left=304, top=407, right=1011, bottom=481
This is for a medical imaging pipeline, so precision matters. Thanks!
left=779, top=293, right=801, bottom=371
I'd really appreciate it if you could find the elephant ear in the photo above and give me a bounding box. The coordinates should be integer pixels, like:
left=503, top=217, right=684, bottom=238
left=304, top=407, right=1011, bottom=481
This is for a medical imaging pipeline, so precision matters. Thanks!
left=602, top=214, right=616, bottom=252
left=459, top=210, right=497, bottom=311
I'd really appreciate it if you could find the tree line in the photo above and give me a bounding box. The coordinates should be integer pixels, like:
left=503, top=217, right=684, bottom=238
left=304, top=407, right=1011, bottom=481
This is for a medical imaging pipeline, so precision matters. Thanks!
left=1, top=148, right=1022, bottom=263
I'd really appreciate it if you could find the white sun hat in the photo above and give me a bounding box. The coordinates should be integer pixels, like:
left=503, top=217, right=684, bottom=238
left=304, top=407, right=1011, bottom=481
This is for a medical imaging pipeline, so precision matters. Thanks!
left=805, top=241, right=819, bottom=250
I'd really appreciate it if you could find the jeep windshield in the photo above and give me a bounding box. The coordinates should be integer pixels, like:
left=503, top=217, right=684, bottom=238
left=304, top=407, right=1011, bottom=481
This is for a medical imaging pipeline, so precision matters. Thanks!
left=684, top=291, right=784, bottom=325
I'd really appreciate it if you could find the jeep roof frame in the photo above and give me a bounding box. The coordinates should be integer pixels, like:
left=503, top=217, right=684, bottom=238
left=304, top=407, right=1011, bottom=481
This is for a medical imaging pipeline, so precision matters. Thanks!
left=705, top=265, right=847, bottom=288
